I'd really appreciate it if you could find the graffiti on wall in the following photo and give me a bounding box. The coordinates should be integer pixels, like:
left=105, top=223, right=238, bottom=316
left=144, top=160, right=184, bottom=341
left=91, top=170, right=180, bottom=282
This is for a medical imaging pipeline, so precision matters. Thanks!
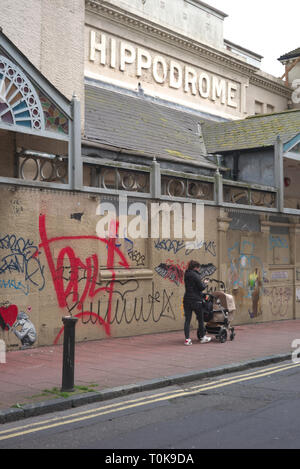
left=197, top=263, right=217, bottom=280
left=0, top=303, right=36, bottom=348
left=269, top=235, right=289, bottom=250
left=10, top=199, right=24, bottom=216
left=227, top=240, right=266, bottom=319
left=206, top=279, right=226, bottom=293
left=10, top=310, right=37, bottom=348
left=154, top=258, right=217, bottom=289
left=185, top=240, right=217, bottom=257
left=68, top=280, right=176, bottom=330
left=37, top=214, right=129, bottom=341
left=0, top=279, right=29, bottom=296
left=122, top=238, right=146, bottom=267
left=154, top=239, right=217, bottom=257
left=0, top=234, right=45, bottom=292
left=36, top=214, right=177, bottom=344
left=265, top=287, right=292, bottom=318
left=155, top=260, right=188, bottom=287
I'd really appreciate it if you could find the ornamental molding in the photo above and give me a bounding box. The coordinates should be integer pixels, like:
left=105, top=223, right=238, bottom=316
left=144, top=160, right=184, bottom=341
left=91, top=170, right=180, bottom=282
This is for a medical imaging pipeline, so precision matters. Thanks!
left=249, top=74, right=292, bottom=98
left=85, top=0, right=290, bottom=97
left=85, top=1, right=257, bottom=76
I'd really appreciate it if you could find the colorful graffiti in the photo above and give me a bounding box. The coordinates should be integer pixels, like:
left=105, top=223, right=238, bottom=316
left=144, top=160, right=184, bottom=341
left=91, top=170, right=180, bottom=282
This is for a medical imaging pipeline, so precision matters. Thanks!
left=155, top=260, right=187, bottom=287
left=154, top=260, right=217, bottom=287
left=0, top=303, right=36, bottom=348
left=227, top=240, right=265, bottom=318
left=269, top=235, right=289, bottom=250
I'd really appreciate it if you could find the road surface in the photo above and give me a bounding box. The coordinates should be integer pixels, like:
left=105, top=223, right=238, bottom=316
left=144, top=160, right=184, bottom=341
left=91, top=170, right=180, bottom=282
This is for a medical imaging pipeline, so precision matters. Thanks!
left=0, top=360, right=300, bottom=451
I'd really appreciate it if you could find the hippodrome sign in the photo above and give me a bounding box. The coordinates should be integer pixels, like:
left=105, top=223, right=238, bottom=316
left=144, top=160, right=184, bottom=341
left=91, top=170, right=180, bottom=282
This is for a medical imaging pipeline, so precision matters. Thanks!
left=89, top=30, right=240, bottom=109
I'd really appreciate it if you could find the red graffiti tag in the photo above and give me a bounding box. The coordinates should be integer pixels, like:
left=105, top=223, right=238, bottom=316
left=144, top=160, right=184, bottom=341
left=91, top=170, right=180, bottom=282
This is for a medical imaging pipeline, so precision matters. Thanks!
left=37, top=214, right=129, bottom=343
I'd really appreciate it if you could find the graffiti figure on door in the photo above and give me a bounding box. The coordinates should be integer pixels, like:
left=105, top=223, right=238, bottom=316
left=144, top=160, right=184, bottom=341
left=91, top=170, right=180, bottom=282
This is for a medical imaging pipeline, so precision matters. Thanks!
left=228, top=240, right=265, bottom=318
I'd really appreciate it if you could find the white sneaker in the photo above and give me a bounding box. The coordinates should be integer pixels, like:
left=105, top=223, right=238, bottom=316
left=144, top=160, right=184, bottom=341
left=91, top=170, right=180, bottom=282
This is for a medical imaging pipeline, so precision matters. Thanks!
left=184, top=339, right=193, bottom=346
left=200, top=336, right=211, bottom=344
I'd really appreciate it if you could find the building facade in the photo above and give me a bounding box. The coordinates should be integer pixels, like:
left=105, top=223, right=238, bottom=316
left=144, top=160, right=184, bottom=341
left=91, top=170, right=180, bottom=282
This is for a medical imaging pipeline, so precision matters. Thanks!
left=279, top=47, right=300, bottom=110
left=0, top=0, right=300, bottom=349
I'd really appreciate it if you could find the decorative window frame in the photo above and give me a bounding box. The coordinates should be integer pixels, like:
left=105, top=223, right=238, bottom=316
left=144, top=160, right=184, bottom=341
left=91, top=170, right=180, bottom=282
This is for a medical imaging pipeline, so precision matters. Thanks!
left=0, top=31, right=81, bottom=191
left=0, top=55, right=45, bottom=131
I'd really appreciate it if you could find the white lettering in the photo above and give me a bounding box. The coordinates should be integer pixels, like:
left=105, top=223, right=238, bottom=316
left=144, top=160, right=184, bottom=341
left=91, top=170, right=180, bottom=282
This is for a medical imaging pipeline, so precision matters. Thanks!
left=105, top=454, right=140, bottom=466
left=118, top=195, right=128, bottom=239
left=170, top=60, right=183, bottom=89
left=228, top=82, right=238, bottom=108
left=184, top=202, right=204, bottom=242
left=96, top=198, right=204, bottom=240
left=137, top=48, right=152, bottom=77
left=96, top=203, right=117, bottom=238
left=120, top=42, right=136, bottom=72
left=184, top=66, right=197, bottom=95
left=90, top=31, right=106, bottom=65
left=151, top=203, right=183, bottom=239
left=153, top=55, right=167, bottom=83
left=199, top=72, right=210, bottom=98
left=89, top=30, right=243, bottom=110
left=110, top=38, right=117, bottom=69
left=128, top=202, right=148, bottom=239
left=212, top=76, right=226, bottom=104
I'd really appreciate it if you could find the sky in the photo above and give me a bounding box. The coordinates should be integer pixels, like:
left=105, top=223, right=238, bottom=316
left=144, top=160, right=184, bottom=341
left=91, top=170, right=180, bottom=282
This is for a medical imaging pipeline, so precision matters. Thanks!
left=206, top=0, right=300, bottom=77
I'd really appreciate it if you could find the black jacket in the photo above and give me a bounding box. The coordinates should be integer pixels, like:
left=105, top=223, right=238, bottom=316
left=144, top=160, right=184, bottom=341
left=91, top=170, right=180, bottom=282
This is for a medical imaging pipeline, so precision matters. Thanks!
left=184, top=269, right=207, bottom=302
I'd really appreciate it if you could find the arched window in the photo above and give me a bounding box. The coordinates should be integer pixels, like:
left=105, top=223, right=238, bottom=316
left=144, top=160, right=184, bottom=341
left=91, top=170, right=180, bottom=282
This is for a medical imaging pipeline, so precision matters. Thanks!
left=0, top=55, right=44, bottom=131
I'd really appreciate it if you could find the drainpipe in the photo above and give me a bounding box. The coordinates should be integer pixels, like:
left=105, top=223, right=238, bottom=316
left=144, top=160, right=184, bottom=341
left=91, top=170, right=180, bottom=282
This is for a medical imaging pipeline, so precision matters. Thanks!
left=151, top=157, right=161, bottom=199
left=275, top=136, right=284, bottom=213
left=69, top=93, right=82, bottom=190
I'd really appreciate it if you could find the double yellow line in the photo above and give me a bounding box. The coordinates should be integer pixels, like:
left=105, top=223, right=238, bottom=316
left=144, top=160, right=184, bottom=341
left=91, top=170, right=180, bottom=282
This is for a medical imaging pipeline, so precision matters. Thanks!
left=0, top=361, right=299, bottom=442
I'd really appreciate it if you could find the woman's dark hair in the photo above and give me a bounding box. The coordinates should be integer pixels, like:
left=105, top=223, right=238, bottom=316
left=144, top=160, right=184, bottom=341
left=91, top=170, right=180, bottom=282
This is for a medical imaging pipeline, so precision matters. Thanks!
left=187, top=260, right=201, bottom=271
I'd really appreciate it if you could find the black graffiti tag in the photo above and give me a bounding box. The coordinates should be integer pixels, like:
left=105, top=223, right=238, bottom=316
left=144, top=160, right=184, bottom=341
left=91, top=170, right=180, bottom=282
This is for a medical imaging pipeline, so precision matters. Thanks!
left=0, top=234, right=45, bottom=291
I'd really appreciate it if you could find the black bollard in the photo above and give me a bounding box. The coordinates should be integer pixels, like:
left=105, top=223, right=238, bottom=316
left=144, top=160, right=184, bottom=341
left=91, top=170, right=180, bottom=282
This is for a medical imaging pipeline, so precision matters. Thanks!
left=61, top=316, right=78, bottom=393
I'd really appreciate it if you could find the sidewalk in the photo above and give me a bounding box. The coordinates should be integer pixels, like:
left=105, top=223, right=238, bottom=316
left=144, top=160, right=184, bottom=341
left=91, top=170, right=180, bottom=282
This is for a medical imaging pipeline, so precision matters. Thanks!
left=0, top=319, right=299, bottom=423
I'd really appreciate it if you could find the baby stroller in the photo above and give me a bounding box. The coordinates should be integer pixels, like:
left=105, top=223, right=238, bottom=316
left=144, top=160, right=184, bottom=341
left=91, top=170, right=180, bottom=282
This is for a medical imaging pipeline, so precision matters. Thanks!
left=197, top=291, right=236, bottom=344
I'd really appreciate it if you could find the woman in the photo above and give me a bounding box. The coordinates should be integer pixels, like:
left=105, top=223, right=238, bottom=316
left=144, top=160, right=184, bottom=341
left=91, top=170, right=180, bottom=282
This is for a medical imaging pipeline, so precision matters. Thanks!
left=183, top=260, right=211, bottom=346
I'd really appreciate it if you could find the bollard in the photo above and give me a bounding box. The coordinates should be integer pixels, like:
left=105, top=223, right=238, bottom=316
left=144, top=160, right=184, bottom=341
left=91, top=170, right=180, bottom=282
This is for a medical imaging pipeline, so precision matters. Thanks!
left=61, top=316, right=78, bottom=393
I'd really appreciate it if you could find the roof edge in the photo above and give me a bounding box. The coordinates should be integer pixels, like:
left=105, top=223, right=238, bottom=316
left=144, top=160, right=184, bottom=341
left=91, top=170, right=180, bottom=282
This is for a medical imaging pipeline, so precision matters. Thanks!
left=82, top=138, right=217, bottom=170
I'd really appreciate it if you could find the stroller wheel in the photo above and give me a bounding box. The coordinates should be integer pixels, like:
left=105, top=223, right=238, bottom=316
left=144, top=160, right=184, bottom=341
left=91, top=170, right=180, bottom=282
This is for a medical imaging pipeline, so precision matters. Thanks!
left=217, top=329, right=227, bottom=344
left=230, top=328, right=236, bottom=341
